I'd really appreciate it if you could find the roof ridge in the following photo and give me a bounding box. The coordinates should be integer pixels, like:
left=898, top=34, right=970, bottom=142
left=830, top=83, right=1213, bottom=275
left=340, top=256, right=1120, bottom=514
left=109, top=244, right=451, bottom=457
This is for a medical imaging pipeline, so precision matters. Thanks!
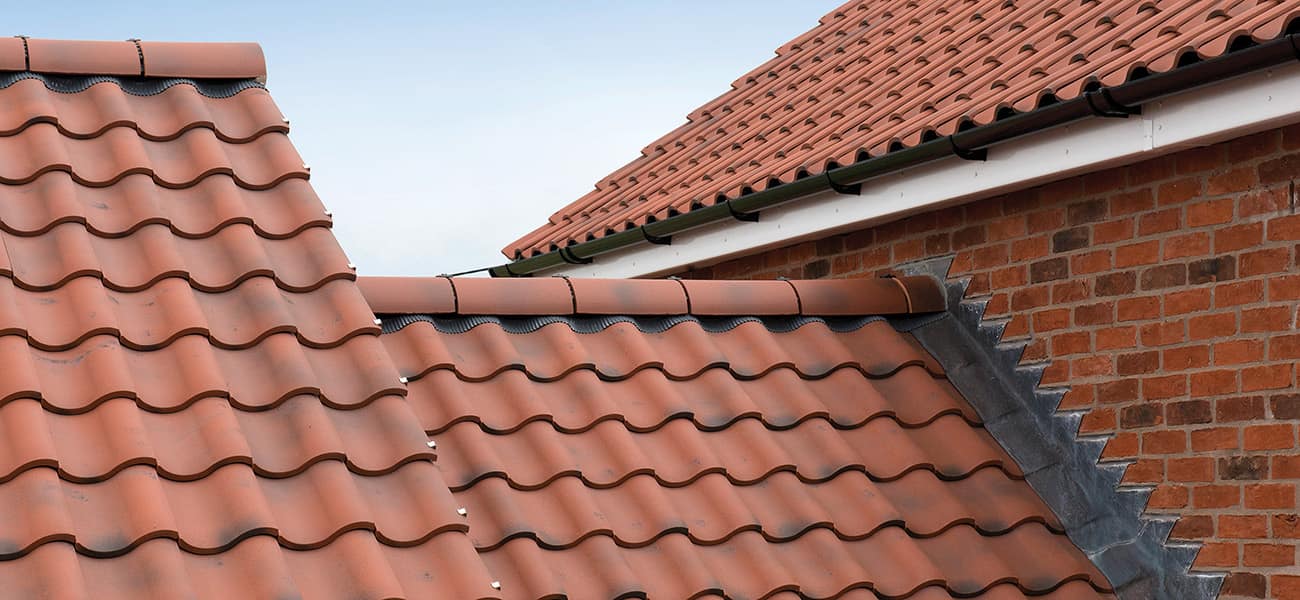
left=0, top=37, right=266, bottom=82
left=357, top=275, right=946, bottom=317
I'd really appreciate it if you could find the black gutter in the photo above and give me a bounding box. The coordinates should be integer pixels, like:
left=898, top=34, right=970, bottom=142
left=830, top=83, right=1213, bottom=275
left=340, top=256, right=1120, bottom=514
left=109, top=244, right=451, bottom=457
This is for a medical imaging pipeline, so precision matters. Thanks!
left=491, top=32, right=1300, bottom=278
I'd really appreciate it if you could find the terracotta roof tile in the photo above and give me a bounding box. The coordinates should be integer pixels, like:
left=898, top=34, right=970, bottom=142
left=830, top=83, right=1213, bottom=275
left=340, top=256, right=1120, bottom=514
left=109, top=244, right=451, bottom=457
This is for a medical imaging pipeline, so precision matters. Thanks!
left=505, top=0, right=1300, bottom=258
left=0, top=42, right=499, bottom=598
left=373, top=295, right=1115, bottom=598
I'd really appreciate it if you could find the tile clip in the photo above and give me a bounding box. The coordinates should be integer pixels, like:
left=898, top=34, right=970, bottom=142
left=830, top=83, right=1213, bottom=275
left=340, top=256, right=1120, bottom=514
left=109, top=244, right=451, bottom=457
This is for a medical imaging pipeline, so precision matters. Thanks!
left=1084, top=89, right=1141, bottom=118
left=948, top=136, right=988, bottom=161
left=641, top=228, right=672, bottom=245
left=824, top=171, right=862, bottom=195
left=558, top=246, right=593, bottom=265
left=727, top=201, right=760, bottom=222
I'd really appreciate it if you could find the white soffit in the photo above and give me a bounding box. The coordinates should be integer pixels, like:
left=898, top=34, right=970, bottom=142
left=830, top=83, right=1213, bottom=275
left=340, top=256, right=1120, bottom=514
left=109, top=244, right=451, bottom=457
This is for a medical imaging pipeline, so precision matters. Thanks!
left=547, top=61, right=1300, bottom=279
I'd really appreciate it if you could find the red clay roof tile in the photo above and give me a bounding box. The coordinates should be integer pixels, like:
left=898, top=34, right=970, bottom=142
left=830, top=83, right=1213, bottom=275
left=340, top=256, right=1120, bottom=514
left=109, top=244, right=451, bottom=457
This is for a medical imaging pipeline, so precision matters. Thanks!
left=505, top=0, right=1300, bottom=258
left=138, top=41, right=266, bottom=81
left=25, top=39, right=142, bottom=76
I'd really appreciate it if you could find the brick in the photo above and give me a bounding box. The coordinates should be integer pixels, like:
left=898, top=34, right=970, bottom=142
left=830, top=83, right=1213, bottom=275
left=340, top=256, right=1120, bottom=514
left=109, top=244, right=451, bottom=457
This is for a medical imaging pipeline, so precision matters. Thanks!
left=1170, top=514, right=1213, bottom=539
left=1163, top=344, right=1209, bottom=370
left=1187, top=198, right=1236, bottom=226
left=1242, top=543, right=1294, bottom=567
left=1242, top=363, right=1294, bottom=392
left=1178, top=143, right=1223, bottom=173
left=1214, top=280, right=1264, bottom=307
left=1040, top=359, right=1066, bottom=385
left=1245, top=483, right=1296, bottom=509
left=1078, top=407, right=1115, bottom=433
left=1128, top=154, right=1178, bottom=185
left=1097, top=379, right=1139, bottom=403
left=1274, top=513, right=1300, bottom=538
left=1032, top=308, right=1071, bottom=332
left=1070, top=249, right=1110, bottom=275
left=1102, top=431, right=1138, bottom=458
left=1227, top=129, right=1280, bottom=159
left=1050, top=330, right=1090, bottom=355
left=1051, top=227, right=1089, bottom=252
left=1239, top=186, right=1290, bottom=218
left=1269, top=214, right=1300, bottom=241
left=964, top=271, right=990, bottom=296
left=1028, top=257, right=1068, bottom=283
left=1276, top=456, right=1300, bottom=479
left=1144, top=374, right=1187, bottom=400
left=1002, top=314, right=1029, bottom=339
left=1139, top=320, right=1185, bottom=346
left=1117, top=296, right=1161, bottom=321
left=1189, top=369, right=1237, bottom=397
left=1220, top=514, right=1269, bottom=538
left=1026, top=208, right=1064, bottom=233
left=1137, top=207, right=1181, bottom=236
left=1274, top=575, right=1300, bottom=600
left=1120, top=404, right=1161, bottom=428
left=1191, top=427, right=1238, bottom=451
left=1092, top=218, right=1132, bottom=244
left=1139, top=263, right=1187, bottom=290
left=1221, top=572, right=1265, bottom=598
left=1051, top=280, right=1089, bottom=303
left=802, top=259, right=830, bottom=279
left=1159, top=176, right=1203, bottom=205
left=1111, top=187, right=1155, bottom=215
left=1258, top=151, right=1300, bottom=184
left=815, top=236, right=844, bottom=256
left=1219, top=456, right=1268, bottom=480
left=1193, top=541, right=1237, bottom=568
left=951, top=225, right=986, bottom=250
left=1115, top=240, right=1160, bottom=267
left=1142, top=430, right=1186, bottom=454
left=1193, top=484, right=1240, bottom=509
left=1244, top=424, right=1295, bottom=450
left=1146, top=483, right=1188, bottom=510
left=1116, top=351, right=1159, bottom=376
left=1071, top=355, right=1112, bottom=377
left=1274, top=394, right=1300, bottom=420
left=1163, top=232, right=1210, bottom=260
left=1271, top=274, right=1300, bottom=301
left=1186, top=255, right=1236, bottom=285
left=1094, top=271, right=1136, bottom=296
left=1187, top=312, right=1236, bottom=340
left=1273, top=334, right=1300, bottom=360
left=1167, top=457, right=1214, bottom=482
left=1010, top=285, right=1050, bottom=311
left=1243, top=306, right=1293, bottom=332
left=1214, top=222, right=1264, bottom=253
left=1217, top=396, right=1265, bottom=422
left=1073, top=301, right=1113, bottom=326
left=892, top=238, right=924, bottom=262
left=1239, top=247, right=1291, bottom=276
left=1095, top=326, right=1137, bottom=350
left=970, top=244, right=1009, bottom=269
left=1163, top=288, right=1210, bottom=315
left=1215, top=339, right=1264, bottom=365
left=1122, top=458, right=1163, bottom=483
left=1166, top=400, right=1211, bottom=426
left=1066, top=199, right=1107, bottom=225
left=1008, top=236, right=1048, bottom=262
left=1206, top=166, right=1257, bottom=196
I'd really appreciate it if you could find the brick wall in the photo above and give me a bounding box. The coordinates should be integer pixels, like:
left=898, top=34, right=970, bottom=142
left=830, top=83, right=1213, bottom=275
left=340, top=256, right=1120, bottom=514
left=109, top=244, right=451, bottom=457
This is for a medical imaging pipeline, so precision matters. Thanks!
left=680, top=124, right=1300, bottom=599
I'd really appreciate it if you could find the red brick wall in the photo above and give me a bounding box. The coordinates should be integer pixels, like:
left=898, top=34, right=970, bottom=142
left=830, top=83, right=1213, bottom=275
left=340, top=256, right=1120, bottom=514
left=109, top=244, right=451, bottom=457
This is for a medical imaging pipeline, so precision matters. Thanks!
left=680, top=124, right=1300, bottom=599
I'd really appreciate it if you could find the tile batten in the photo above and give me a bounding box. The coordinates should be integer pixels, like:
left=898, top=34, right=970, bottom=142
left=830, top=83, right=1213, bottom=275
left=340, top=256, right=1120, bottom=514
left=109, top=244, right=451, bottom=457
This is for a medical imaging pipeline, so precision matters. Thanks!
left=896, top=256, right=1224, bottom=600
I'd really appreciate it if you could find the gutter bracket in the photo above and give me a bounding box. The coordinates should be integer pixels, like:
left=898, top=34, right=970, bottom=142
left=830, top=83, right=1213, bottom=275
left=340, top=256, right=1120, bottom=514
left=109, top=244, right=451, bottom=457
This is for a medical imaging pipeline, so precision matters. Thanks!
left=948, top=136, right=988, bottom=161
left=727, top=201, right=760, bottom=222
left=1084, top=89, right=1141, bottom=118
left=558, top=246, right=593, bottom=265
left=642, top=228, right=672, bottom=245
left=824, top=171, right=862, bottom=195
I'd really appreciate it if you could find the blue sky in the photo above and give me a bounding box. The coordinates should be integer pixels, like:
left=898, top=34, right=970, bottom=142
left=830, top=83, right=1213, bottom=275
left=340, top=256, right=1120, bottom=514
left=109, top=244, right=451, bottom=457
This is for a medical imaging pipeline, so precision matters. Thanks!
left=18, top=1, right=842, bottom=275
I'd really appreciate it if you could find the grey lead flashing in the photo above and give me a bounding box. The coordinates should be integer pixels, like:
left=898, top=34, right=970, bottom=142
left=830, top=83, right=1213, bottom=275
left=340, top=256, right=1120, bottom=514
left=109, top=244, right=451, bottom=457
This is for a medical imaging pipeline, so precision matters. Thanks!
left=0, top=72, right=264, bottom=98
left=379, top=313, right=885, bottom=336
left=894, top=256, right=1222, bottom=600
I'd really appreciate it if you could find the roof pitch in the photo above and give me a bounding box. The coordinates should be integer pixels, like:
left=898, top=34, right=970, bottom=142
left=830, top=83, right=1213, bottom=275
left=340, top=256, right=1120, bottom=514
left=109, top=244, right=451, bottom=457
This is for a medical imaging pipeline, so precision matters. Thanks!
left=364, top=276, right=1115, bottom=598
left=0, top=39, right=498, bottom=599
left=504, top=0, right=1300, bottom=259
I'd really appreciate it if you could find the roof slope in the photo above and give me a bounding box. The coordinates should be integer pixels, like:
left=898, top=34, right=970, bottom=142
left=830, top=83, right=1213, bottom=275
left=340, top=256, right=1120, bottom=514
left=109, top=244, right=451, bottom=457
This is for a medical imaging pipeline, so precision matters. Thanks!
left=0, top=39, right=497, bottom=599
left=361, top=276, right=1115, bottom=599
left=505, top=0, right=1300, bottom=259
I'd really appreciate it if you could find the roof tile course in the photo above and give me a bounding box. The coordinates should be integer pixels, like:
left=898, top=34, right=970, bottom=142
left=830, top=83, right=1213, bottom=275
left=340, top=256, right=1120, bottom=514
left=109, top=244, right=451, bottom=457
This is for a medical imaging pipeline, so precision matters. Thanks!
left=371, top=284, right=1115, bottom=598
left=0, top=41, right=499, bottom=599
left=506, top=0, right=1300, bottom=258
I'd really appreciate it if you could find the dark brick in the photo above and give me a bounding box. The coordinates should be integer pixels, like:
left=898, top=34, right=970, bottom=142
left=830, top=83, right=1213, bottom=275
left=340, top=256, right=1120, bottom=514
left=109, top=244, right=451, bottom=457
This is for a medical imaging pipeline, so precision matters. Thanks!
left=951, top=226, right=986, bottom=250
left=815, top=236, right=844, bottom=257
left=1029, top=257, right=1069, bottom=283
left=1272, top=394, right=1300, bottom=420
left=1166, top=400, right=1212, bottom=425
left=1067, top=199, right=1107, bottom=225
left=1259, top=152, right=1300, bottom=185
left=1221, top=571, right=1266, bottom=598
left=1219, top=396, right=1266, bottom=422
left=802, top=259, right=830, bottom=279
left=1187, top=255, right=1236, bottom=285
left=1052, top=227, right=1090, bottom=252
left=1095, top=271, right=1136, bottom=296
left=1121, top=404, right=1160, bottom=429
left=1117, top=351, right=1159, bottom=376
left=1140, top=264, right=1188, bottom=290
left=1220, top=456, right=1269, bottom=480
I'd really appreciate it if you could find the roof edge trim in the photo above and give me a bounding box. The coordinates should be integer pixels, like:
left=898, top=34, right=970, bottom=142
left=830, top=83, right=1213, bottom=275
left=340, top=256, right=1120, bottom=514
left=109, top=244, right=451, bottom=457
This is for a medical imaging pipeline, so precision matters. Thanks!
left=357, top=276, right=944, bottom=317
left=495, top=32, right=1300, bottom=277
left=4, top=38, right=267, bottom=83
left=895, top=256, right=1223, bottom=600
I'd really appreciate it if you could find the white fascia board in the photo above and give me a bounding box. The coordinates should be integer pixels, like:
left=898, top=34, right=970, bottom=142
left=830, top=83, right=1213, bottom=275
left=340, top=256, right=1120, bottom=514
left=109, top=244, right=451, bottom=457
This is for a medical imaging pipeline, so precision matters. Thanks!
left=547, top=62, right=1300, bottom=278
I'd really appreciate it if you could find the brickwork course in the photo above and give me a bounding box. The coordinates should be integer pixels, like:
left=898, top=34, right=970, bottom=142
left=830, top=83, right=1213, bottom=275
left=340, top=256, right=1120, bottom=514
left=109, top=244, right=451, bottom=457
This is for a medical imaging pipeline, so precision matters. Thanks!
left=680, top=122, right=1300, bottom=600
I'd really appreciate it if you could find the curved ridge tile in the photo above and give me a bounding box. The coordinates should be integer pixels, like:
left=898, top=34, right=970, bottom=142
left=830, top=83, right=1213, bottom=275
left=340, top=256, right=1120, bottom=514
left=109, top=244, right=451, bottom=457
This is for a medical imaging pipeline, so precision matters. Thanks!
left=0, top=460, right=463, bottom=558
left=436, top=414, right=1019, bottom=491
left=409, top=364, right=977, bottom=435
left=459, top=469, right=1062, bottom=551
left=0, top=123, right=307, bottom=189
left=0, top=222, right=352, bottom=293
left=0, top=78, right=288, bottom=142
left=0, top=173, right=328, bottom=239
left=0, top=276, right=376, bottom=351
left=385, top=318, right=942, bottom=382
left=480, top=525, right=1109, bottom=600
left=0, top=393, right=431, bottom=484
left=0, top=530, right=499, bottom=600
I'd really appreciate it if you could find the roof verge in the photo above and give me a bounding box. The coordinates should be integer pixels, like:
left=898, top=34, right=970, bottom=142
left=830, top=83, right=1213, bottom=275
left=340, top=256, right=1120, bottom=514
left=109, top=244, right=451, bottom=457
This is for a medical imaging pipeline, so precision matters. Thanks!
left=5, top=37, right=266, bottom=82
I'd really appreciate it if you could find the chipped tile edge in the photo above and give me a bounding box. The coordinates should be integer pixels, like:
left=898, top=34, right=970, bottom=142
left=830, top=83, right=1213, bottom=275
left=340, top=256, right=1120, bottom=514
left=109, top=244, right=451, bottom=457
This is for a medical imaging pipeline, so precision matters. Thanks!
left=893, top=255, right=1224, bottom=600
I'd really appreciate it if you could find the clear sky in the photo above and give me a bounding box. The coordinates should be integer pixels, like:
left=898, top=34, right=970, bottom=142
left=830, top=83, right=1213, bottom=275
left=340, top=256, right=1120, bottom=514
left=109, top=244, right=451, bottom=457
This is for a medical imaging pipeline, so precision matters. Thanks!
left=17, top=1, right=843, bottom=275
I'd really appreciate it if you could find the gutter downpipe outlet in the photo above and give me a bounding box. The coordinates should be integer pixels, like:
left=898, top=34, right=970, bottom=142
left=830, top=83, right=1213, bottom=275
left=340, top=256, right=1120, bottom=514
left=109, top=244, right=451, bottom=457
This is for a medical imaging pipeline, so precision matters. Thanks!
left=490, top=33, right=1300, bottom=278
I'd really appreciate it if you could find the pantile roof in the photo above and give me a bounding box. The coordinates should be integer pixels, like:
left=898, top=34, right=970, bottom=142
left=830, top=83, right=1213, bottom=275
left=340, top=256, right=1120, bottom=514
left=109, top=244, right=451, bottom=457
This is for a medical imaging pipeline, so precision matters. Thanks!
left=504, top=0, right=1300, bottom=259
left=0, top=38, right=497, bottom=599
left=361, top=276, right=1116, bottom=599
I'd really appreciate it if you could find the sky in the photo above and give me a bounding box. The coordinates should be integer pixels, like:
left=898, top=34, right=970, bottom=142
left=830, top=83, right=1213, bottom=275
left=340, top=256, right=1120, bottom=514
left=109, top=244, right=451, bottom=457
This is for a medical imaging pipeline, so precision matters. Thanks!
left=16, top=1, right=843, bottom=275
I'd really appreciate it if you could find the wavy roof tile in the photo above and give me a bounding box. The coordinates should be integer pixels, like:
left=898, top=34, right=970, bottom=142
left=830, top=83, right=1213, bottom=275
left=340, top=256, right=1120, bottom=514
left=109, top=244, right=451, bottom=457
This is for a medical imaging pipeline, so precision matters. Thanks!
left=0, top=38, right=498, bottom=599
left=505, top=0, right=1300, bottom=259
left=363, top=276, right=1117, bottom=599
